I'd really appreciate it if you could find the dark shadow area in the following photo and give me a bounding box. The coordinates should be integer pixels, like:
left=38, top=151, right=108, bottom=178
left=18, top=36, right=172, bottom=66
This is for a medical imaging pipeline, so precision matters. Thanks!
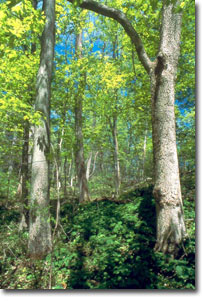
left=60, top=186, right=159, bottom=289
left=0, top=186, right=195, bottom=290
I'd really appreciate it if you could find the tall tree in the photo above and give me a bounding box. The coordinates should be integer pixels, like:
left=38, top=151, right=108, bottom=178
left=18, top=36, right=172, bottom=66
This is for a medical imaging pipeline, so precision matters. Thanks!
left=111, top=38, right=121, bottom=197
left=28, top=0, right=55, bottom=259
left=74, top=31, right=90, bottom=202
left=18, top=120, right=30, bottom=230
left=19, top=0, right=38, bottom=230
left=68, top=0, right=188, bottom=255
left=150, top=0, right=186, bottom=254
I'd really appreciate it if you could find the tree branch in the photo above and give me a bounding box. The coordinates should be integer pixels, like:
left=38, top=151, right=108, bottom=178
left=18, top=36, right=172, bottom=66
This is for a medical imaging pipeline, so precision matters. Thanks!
left=68, top=0, right=153, bottom=73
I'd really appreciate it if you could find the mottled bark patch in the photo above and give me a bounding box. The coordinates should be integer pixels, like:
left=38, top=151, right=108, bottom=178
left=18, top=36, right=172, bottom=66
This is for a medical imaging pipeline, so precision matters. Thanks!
left=154, top=202, right=186, bottom=256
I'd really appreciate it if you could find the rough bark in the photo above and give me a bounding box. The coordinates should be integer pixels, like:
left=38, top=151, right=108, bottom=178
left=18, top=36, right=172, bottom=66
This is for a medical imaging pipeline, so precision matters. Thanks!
left=68, top=0, right=187, bottom=255
left=74, top=32, right=90, bottom=203
left=150, top=1, right=186, bottom=255
left=28, top=0, right=55, bottom=259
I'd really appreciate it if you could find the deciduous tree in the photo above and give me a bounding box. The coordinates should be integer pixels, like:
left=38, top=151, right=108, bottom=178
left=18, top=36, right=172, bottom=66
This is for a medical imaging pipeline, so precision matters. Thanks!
left=67, top=0, right=190, bottom=255
left=28, top=0, right=55, bottom=259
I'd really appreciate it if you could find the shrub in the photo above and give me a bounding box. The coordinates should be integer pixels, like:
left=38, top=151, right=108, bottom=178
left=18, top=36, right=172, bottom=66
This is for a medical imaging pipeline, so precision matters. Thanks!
left=0, top=186, right=195, bottom=289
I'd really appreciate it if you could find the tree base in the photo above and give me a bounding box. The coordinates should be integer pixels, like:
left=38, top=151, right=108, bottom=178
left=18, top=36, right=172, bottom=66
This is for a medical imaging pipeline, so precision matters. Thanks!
left=28, top=216, right=52, bottom=260
left=154, top=202, right=186, bottom=256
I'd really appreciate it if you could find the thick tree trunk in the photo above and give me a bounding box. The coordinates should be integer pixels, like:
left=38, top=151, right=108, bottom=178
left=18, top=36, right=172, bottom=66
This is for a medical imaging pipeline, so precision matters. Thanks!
left=74, top=32, right=90, bottom=203
left=69, top=0, right=187, bottom=255
left=28, top=0, right=55, bottom=259
left=69, top=0, right=185, bottom=254
left=151, top=1, right=186, bottom=255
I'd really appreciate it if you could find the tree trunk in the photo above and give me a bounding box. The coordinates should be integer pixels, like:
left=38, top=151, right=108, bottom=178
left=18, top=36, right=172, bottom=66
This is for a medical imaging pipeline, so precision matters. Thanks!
left=111, top=116, right=121, bottom=197
left=74, top=32, right=90, bottom=203
left=19, top=120, right=30, bottom=230
left=68, top=0, right=187, bottom=255
left=19, top=0, right=37, bottom=229
left=140, top=130, right=147, bottom=180
left=52, top=130, right=63, bottom=234
left=111, top=39, right=121, bottom=197
left=151, top=1, right=186, bottom=255
left=6, top=132, right=17, bottom=205
left=28, top=0, right=55, bottom=259
left=86, top=151, right=92, bottom=181
left=63, top=156, right=68, bottom=198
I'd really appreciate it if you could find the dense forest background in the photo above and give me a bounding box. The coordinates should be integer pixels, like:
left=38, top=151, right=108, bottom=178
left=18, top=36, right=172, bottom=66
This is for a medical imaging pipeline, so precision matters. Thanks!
left=0, top=0, right=195, bottom=289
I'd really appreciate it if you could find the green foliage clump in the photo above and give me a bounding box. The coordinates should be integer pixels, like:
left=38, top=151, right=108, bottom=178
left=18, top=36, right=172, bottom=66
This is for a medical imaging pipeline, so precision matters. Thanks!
left=49, top=186, right=195, bottom=289
left=0, top=186, right=195, bottom=289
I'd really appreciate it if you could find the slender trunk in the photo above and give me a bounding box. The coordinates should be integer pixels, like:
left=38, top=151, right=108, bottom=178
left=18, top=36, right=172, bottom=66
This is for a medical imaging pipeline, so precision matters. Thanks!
left=52, top=149, right=61, bottom=237
left=19, top=120, right=30, bottom=230
left=53, top=130, right=63, bottom=232
left=111, top=40, right=121, bottom=197
left=151, top=1, right=186, bottom=255
left=7, top=133, right=17, bottom=204
left=110, top=115, right=121, bottom=198
left=63, top=156, right=68, bottom=198
left=19, top=0, right=37, bottom=228
left=113, top=117, right=121, bottom=197
left=141, top=131, right=147, bottom=180
left=56, top=129, right=63, bottom=190
left=74, top=31, right=90, bottom=203
left=86, top=151, right=92, bottom=181
left=68, top=157, right=73, bottom=180
left=69, top=0, right=187, bottom=255
left=69, top=151, right=75, bottom=190
left=28, top=0, right=55, bottom=259
left=86, top=151, right=99, bottom=180
left=90, top=151, right=99, bottom=179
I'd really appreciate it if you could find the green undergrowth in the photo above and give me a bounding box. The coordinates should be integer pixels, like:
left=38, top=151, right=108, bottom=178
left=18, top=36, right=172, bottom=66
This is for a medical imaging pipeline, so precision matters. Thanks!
left=0, top=186, right=195, bottom=289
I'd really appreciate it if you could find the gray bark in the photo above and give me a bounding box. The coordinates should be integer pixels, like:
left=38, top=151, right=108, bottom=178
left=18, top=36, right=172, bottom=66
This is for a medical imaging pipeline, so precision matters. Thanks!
left=150, top=1, right=186, bottom=255
left=19, top=0, right=37, bottom=229
left=74, top=32, right=90, bottom=203
left=110, top=115, right=121, bottom=198
left=52, top=129, right=63, bottom=235
left=111, top=40, right=121, bottom=197
left=141, top=131, right=147, bottom=180
left=19, top=120, right=30, bottom=230
left=86, top=151, right=92, bottom=181
left=28, top=0, right=55, bottom=259
left=90, top=151, right=99, bottom=179
left=69, top=0, right=187, bottom=255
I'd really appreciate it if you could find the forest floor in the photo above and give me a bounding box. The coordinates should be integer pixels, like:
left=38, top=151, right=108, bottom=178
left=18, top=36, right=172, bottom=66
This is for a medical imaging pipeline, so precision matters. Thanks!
left=0, top=185, right=195, bottom=289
